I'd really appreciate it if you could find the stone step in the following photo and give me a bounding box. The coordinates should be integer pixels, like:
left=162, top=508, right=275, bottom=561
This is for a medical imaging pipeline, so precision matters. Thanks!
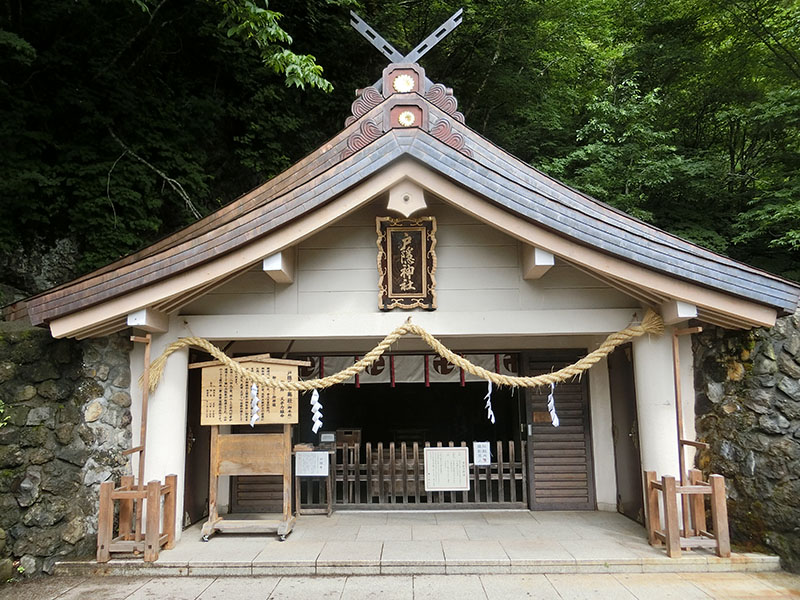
left=54, top=552, right=781, bottom=577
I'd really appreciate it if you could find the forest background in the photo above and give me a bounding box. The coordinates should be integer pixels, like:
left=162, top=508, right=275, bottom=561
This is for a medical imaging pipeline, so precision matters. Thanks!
left=2, top=0, right=799, bottom=302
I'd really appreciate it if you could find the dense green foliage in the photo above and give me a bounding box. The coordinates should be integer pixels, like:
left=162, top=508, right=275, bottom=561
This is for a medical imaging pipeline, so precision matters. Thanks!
left=1, top=0, right=799, bottom=291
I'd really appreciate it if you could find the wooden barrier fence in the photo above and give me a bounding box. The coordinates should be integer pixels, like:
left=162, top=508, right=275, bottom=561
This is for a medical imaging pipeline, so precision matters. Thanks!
left=97, top=474, right=177, bottom=562
left=298, top=440, right=527, bottom=510
left=644, top=469, right=730, bottom=558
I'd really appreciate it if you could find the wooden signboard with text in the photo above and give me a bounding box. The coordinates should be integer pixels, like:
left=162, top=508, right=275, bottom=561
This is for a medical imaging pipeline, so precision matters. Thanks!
left=198, top=354, right=306, bottom=425
left=376, top=216, right=437, bottom=310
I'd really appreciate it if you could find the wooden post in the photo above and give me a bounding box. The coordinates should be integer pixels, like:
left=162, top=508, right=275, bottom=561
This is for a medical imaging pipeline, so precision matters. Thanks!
left=164, top=474, right=177, bottom=549
left=144, top=479, right=160, bottom=562
left=118, top=475, right=135, bottom=540
left=662, top=475, right=681, bottom=558
left=282, top=424, right=291, bottom=520
left=688, top=469, right=706, bottom=535
left=644, top=471, right=660, bottom=545
left=671, top=326, right=702, bottom=537
left=96, top=481, right=114, bottom=563
left=710, top=474, right=731, bottom=557
left=130, top=333, right=152, bottom=543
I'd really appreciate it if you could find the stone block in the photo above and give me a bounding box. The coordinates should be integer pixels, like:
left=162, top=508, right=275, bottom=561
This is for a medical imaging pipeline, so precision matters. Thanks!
left=777, top=352, right=800, bottom=379
left=0, top=444, right=24, bottom=469
left=13, top=468, right=42, bottom=507
left=60, top=517, right=86, bottom=545
left=55, top=438, right=89, bottom=466
left=778, top=377, right=800, bottom=402
left=13, top=385, right=37, bottom=403
left=20, top=361, right=60, bottom=383
left=110, top=367, right=130, bottom=388
left=784, top=331, right=800, bottom=356
left=753, top=355, right=778, bottom=376
left=110, top=391, right=131, bottom=407
left=0, top=361, right=16, bottom=384
left=83, top=399, right=104, bottom=423
left=37, top=379, right=71, bottom=401
left=0, top=558, right=13, bottom=581
left=25, top=406, right=54, bottom=427
left=22, top=497, right=69, bottom=527
left=54, top=423, right=74, bottom=445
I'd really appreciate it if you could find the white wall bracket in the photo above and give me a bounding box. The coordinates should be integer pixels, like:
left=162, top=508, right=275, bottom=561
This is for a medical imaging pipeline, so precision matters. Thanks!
left=661, top=300, right=698, bottom=325
left=522, top=245, right=555, bottom=280
left=263, top=249, right=296, bottom=284
left=126, top=308, right=169, bottom=333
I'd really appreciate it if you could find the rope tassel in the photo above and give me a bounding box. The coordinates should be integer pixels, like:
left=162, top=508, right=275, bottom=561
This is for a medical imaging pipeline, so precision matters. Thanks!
left=144, top=311, right=664, bottom=394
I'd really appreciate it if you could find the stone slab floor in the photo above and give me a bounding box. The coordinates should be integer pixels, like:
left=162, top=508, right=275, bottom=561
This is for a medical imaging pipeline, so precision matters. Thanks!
left=1, top=571, right=799, bottom=600
left=55, top=511, right=782, bottom=576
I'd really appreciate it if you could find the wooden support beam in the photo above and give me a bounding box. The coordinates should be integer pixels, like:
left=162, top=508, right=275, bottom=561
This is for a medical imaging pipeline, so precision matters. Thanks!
left=262, top=249, right=296, bottom=284
left=661, top=300, right=698, bottom=325
left=522, top=245, right=554, bottom=280
left=126, top=308, right=169, bottom=333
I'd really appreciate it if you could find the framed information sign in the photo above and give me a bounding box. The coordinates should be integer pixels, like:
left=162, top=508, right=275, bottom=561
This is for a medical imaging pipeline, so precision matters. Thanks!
left=198, top=355, right=308, bottom=426
left=423, top=447, right=470, bottom=492
left=295, top=451, right=330, bottom=477
left=376, top=216, right=437, bottom=310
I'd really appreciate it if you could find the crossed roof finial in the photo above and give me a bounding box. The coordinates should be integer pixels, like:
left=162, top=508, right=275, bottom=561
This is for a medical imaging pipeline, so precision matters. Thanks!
left=350, top=9, right=463, bottom=87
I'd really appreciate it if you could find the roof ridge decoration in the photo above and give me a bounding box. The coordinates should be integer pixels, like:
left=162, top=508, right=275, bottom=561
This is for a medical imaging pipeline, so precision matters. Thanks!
left=344, top=10, right=469, bottom=160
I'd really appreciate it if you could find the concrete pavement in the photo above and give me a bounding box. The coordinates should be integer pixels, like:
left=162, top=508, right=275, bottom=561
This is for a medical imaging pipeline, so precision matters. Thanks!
left=1, top=571, right=800, bottom=599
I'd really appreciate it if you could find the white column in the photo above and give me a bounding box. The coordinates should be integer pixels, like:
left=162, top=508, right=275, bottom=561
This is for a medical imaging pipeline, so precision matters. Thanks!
left=588, top=354, right=617, bottom=512
left=129, top=319, right=189, bottom=541
left=632, top=328, right=680, bottom=478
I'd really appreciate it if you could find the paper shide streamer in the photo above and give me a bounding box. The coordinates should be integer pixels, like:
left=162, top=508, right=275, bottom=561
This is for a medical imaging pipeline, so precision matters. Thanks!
left=249, top=383, right=260, bottom=428
left=483, top=380, right=495, bottom=424
left=310, top=389, right=323, bottom=434
left=547, top=382, right=559, bottom=427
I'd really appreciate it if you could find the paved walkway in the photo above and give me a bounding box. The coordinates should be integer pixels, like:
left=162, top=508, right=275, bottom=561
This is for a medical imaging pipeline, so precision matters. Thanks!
left=57, top=511, right=781, bottom=576
left=1, top=571, right=800, bottom=600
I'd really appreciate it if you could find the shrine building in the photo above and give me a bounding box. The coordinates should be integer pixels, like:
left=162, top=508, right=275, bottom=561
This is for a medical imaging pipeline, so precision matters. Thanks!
left=9, top=12, right=800, bottom=542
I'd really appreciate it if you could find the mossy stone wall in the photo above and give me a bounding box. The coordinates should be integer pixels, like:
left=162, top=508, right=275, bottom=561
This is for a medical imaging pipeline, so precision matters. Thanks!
left=0, top=323, right=131, bottom=576
left=694, top=311, right=800, bottom=572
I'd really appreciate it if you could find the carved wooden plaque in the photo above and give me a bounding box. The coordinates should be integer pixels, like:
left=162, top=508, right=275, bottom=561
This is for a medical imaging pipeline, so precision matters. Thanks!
left=200, top=356, right=306, bottom=426
left=376, top=216, right=437, bottom=310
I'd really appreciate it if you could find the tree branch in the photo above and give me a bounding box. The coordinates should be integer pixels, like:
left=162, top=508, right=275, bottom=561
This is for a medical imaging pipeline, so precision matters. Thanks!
left=108, top=127, right=202, bottom=220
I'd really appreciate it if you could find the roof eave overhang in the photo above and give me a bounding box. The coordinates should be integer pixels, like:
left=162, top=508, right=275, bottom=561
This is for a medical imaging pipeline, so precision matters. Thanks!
left=45, top=151, right=780, bottom=338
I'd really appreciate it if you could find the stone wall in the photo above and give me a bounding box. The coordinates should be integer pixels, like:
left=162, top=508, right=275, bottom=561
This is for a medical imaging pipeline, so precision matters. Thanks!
left=693, top=311, right=800, bottom=572
left=0, top=322, right=131, bottom=577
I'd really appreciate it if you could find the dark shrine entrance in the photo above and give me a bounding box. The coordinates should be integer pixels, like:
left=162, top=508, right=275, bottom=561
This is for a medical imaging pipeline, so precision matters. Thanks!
left=296, top=382, right=520, bottom=448
left=293, top=378, right=528, bottom=509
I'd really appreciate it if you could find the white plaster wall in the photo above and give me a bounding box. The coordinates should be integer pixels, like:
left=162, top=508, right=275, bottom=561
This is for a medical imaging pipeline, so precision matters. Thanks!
left=181, top=199, right=637, bottom=318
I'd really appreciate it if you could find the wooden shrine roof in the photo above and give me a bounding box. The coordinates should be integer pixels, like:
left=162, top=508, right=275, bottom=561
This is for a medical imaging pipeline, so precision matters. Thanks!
left=7, top=64, right=800, bottom=336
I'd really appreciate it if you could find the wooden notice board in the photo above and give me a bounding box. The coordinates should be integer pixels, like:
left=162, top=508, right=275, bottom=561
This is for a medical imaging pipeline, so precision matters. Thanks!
left=198, top=354, right=307, bottom=425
